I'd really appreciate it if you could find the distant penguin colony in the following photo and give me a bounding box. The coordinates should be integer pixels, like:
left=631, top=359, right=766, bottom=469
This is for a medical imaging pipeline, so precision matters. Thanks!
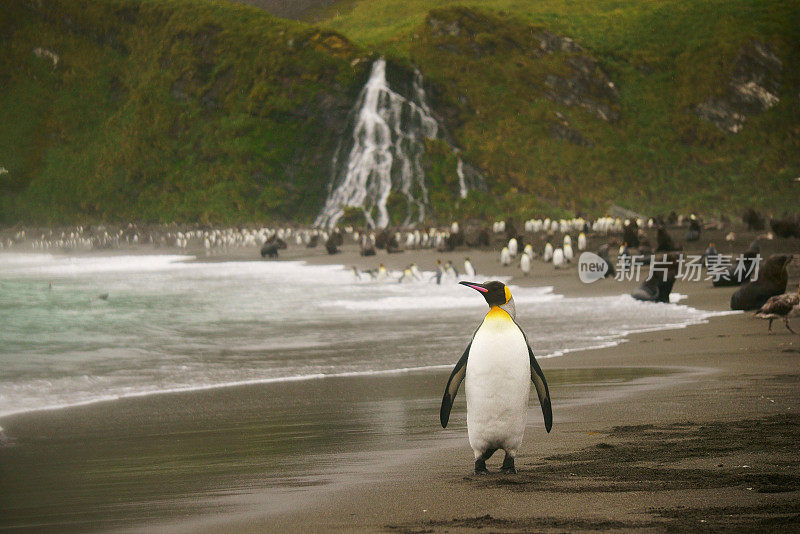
left=441, top=281, right=552, bottom=474
left=330, top=218, right=795, bottom=326
left=242, top=217, right=800, bottom=347
left=39, top=217, right=797, bottom=346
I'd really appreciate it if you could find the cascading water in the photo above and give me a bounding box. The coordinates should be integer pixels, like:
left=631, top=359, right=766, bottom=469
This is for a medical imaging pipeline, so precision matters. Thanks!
left=314, top=58, right=481, bottom=229
left=456, top=157, right=468, bottom=200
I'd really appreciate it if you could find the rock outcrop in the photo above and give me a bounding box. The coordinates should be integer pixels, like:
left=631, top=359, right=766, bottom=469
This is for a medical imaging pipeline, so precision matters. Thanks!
left=424, top=8, right=620, bottom=124
left=548, top=112, right=593, bottom=146
left=543, top=55, right=620, bottom=123
left=696, top=40, right=783, bottom=133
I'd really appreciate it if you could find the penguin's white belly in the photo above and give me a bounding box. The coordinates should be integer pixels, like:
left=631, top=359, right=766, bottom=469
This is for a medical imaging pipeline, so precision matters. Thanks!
left=465, top=316, right=530, bottom=455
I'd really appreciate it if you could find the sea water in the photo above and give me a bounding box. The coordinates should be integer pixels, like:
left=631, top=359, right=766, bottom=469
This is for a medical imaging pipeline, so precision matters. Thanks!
left=0, top=253, right=724, bottom=418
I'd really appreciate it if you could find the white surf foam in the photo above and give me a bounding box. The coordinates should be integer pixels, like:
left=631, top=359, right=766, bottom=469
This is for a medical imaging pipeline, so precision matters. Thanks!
left=0, top=254, right=735, bottom=421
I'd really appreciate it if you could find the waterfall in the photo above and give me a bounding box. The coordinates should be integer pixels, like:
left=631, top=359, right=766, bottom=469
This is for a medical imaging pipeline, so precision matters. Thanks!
left=456, top=157, right=468, bottom=200
left=314, top=58, right=477, bottom=229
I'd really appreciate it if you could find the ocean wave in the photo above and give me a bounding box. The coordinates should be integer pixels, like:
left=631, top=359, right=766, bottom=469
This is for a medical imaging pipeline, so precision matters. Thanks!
left=0, top=364, right=456, bottom=419
left=0, top=255, right=735, bottom=421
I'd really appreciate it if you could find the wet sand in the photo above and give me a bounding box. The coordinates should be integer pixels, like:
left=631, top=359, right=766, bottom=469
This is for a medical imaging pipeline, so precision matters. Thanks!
left=1, top=233, right=799, bottom=532
left=200, top=249, right=800, bottom=533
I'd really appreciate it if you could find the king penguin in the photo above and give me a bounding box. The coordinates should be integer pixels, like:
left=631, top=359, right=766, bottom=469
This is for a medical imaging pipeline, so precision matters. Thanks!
left=441, top=281, right=552, bottom=474
left=520, top=252, right=531, bottom=276
left=500, top=247, right=511, bottom=266
left=464, top=257, right=477, bottom=278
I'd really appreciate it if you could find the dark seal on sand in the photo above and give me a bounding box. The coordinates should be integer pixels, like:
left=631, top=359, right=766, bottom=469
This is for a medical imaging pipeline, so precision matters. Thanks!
left=713, top=239, right=760, bottom=287
left=260, top=242, right=279, bottom=258
left=730, top=254, right=791, bottom=311
left=685, top=216, right=701, bottom=242
left=623, top=219, right=640, bottom=248
left=360, top=233, right=376, bottom=256
left=325, top=230, right=343, bottom=255
left=596, top=244, right=616, bottom=278
left=441, top=231, right=464, bottom=252
left=742, top=208, right=765, bottom=231
left=474, top=228, right=491, bottom=248
left=655, top=226, right=679, bottom=253
left=770, top=217, right=800, bottom=239
left=631, top=253, right=679, bottom=303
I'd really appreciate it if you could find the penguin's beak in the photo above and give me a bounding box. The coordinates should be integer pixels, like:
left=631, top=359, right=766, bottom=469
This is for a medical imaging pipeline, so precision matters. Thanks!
left=459, top=281, right=488, bottom=293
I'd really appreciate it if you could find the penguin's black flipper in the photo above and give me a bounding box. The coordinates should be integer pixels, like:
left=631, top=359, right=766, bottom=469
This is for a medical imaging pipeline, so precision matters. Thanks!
left=528, top=345, right=553, bottom=433
left=440, top=343, right=470, bottom=428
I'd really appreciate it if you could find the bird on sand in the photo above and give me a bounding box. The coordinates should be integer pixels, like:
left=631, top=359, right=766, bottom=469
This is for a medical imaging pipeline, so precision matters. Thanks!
left=755, top=281, right=799, bottom=334
left=441, top=281, right=552, bottom=474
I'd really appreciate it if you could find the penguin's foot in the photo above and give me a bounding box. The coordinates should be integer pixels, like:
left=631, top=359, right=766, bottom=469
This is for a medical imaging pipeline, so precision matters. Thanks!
left=501, top=454, right=516, bottom=474
left=474, top=458, right=489, bottom=475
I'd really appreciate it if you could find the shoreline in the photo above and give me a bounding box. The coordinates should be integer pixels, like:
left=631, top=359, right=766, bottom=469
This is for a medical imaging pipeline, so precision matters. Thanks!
left=0, top=308, right=724, bottom=427
left=0, top=246, right=734, bottom=422
left=0, top=303, right=732, bottom=422
left=0, top=318, right=731, bottom=533
left=145, top=305, right=799, bottom=533
left=1, top=242, right=798, bottom=532
left=261, top=312, right=799, bottom=533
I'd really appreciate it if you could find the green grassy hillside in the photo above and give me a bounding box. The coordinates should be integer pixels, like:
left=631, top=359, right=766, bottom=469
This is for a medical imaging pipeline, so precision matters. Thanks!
left=314, top=0, right=800, bottom=219
left=1, top=0, right=798, bottom=225
left=0, top=0, right=368, bottom=224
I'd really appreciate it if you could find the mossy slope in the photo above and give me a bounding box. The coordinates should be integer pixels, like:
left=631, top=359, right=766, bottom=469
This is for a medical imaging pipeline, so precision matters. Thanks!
left=1, top=0, right=367, bottom=224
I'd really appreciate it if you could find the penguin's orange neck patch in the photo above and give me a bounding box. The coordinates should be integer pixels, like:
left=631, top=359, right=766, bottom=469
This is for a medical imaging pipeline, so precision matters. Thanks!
left=486, top=306, right=512, bottom=322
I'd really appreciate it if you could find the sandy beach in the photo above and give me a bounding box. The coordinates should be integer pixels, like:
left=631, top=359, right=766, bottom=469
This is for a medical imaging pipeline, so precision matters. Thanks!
left=215, top=239, right=800, bottom=533
left=1, top=232, right=798, bottom=533
left=4, top=0, right=798, bottom=530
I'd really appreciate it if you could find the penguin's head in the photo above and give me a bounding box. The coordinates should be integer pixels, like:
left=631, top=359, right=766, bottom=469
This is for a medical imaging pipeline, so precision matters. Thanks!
left=459, top=280, right=516, bottom=319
